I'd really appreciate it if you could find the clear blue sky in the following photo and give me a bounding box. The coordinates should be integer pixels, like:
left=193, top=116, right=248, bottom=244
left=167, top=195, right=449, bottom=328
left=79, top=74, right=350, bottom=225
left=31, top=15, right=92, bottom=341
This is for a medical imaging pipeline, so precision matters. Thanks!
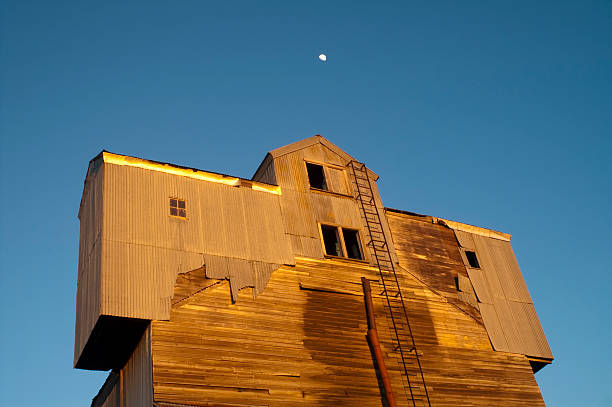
left=1, top=1, right=610, bottom=406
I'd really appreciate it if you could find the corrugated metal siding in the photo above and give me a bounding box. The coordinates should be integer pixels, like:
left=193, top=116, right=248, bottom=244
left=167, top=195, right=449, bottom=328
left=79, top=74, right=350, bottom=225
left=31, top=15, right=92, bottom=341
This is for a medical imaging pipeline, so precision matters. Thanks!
left=272, top=143, right=397, bottom=265
left=204, top=254, right=279, bottom=301
left=325, top=167, right=349, bottom=195
left=74, top=165, right=103, bottom=366
left=456, top=231, right=553, bottom=359
left=478, top=303, right=510, bottom=351
left=100, top=384, right=119, bottom=407
left=101, top=241, right=203, bottom=320
left=454, top=230, right=475, bottom=250
left=123, top=326, right=153, bottom=407
left=99, top=162, right=293, bottom=321
left=522, top=303, right=554, bottom=358
left=251, top=154, right=277, bottom=185
left=466, top=268, right=492, bottom=303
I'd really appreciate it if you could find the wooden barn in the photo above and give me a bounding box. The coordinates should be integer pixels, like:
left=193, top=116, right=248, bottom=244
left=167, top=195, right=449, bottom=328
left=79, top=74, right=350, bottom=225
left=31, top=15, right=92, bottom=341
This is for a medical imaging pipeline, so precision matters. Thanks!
left=74, top=135, right=553, bottom=407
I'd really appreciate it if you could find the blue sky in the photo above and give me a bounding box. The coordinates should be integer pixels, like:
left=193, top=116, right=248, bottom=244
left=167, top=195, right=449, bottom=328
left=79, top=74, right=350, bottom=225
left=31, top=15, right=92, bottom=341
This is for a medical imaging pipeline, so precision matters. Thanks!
left=1, top=1, right=610, bottom=406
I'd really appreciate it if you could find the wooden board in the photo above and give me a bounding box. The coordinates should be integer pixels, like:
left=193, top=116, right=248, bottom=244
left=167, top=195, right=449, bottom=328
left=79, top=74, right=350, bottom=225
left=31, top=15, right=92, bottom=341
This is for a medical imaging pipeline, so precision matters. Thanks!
left=385, top=210, right=482, bottom=323
left=151, top=257, right=546, bottom=406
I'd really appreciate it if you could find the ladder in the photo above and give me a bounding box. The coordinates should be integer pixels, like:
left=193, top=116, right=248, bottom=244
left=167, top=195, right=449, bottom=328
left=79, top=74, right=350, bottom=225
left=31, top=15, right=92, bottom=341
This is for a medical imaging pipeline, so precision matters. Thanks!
left=347, top=160, right=431, bottom=407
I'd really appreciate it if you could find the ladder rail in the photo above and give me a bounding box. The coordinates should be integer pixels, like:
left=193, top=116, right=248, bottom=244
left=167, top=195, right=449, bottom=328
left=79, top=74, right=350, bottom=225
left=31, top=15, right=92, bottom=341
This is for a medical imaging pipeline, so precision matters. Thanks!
left=348, top=160, right=431, bottom=407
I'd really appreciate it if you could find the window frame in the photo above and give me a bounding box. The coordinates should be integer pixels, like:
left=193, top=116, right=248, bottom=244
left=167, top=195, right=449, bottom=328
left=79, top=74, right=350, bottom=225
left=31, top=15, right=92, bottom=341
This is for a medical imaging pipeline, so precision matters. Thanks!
left=305, top=162, right=329, bottom=191
left=460, top=248, right=480, bottom=269
left=318, top=223, right=367, bottom=262
left=169, top=197, right=188, bottom=220
left=304, top=160, right=351, bottom=197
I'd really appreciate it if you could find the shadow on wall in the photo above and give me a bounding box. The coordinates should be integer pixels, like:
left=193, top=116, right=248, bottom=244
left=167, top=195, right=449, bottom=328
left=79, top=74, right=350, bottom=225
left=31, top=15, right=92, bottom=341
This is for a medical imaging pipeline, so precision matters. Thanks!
left=302, top=289, right=388, bottom=406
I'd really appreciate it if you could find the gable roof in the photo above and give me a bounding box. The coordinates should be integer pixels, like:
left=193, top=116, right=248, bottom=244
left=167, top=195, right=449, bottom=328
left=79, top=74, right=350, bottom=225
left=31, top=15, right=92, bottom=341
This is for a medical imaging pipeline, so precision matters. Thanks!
left=266, top=135, right=379, bottom=180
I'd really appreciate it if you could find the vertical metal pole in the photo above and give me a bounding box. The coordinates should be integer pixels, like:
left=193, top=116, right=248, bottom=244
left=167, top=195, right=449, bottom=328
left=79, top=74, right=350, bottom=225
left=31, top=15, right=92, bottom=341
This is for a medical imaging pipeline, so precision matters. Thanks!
left=362, top=277, right=398, bottom=407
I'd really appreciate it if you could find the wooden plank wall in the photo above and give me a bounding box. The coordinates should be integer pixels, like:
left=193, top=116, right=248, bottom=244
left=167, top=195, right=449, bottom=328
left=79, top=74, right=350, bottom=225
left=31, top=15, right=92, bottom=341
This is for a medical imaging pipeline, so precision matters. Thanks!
left=152, top=257, right=546, bottom=406
left=385, top=210, right=481, bottom=322
left=454, top=231, right=553, bottom=359
left=74, top=162, right=104, bottom=366
left=122, top=326, right=153, bottom=407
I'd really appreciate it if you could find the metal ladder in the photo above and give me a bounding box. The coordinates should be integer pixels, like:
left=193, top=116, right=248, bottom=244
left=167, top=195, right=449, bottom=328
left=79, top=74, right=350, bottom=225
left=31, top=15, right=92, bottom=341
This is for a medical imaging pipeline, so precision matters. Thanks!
left=347, top=160, right=431, bottom=407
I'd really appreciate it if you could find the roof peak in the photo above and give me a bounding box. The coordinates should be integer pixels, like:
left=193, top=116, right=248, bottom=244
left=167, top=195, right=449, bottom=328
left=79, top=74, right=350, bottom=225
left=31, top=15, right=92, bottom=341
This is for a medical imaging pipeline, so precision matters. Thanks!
left=269, top=134, right=354, bottom=161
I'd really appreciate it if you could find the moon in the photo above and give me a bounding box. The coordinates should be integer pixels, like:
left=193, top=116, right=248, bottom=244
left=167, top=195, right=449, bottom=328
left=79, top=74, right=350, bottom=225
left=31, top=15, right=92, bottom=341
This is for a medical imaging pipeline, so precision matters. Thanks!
left=318, top=54, right=327, bottom=62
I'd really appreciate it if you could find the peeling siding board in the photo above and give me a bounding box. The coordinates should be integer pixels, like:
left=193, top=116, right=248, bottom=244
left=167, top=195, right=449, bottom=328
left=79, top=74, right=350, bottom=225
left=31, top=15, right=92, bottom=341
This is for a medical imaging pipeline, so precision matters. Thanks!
left=101, top=241, right=204, bottom=320
left=97, top=162, right=294, bottom=321
left=123, top=326, right=153, bottom=407
left=204, top=254, right=279, bottom=301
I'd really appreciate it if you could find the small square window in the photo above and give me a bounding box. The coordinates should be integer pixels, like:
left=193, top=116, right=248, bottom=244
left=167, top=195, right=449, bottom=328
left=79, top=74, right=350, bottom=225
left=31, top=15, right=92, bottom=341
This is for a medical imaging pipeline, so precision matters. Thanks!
left=342, top=228, right=364, bottom=260
left=170, top=198, right=187, bottom=219
left=465, top=250, right=480, bottom=268
left=321, top=225, right=342, bottom=256
left=306, top=163, right=328, bottom=191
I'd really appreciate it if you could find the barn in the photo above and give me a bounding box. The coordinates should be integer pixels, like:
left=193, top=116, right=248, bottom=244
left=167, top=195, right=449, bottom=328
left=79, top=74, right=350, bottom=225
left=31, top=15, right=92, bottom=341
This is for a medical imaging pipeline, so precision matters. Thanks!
left=75, top=135, right=553, bottom=406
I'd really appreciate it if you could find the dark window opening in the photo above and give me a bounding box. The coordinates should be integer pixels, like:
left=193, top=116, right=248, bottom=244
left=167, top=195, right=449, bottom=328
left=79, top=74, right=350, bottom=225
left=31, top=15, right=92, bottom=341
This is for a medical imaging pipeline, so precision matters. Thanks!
left=321, top=225, right=342, bottom=256
left=170, top=198, right=187, bottom=218
left=342, top=228, right=364, bottom=260
left=465, top=250, right=480, bottom=268
left=306, top=163, right=327, bottom=190
left=454, top=276, right=461, bottom=291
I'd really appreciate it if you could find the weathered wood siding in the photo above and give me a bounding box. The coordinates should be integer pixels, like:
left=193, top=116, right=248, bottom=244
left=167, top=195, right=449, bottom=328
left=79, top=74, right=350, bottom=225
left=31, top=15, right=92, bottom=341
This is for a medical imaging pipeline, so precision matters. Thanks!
left=152, top=257, right=545, bottom=406
left=75, top=160, right=104, bottom=365
left=386, top=210, right=552, bottom=360
left=122, top=326, right=153, bottom=407
left=385, top=210, right=481, bottom=322
left=454, top=231, right=553, bottom=359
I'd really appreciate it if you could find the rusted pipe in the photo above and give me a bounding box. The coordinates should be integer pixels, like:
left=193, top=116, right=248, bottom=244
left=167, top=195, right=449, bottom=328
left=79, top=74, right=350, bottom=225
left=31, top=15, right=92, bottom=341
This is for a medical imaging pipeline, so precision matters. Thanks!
left=362, top=277, right=397, bottom=407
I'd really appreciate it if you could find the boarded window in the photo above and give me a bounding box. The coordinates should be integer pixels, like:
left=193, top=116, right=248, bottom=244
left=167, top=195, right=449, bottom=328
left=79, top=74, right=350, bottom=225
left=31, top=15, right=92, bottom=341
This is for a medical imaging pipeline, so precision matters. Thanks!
left=306, top=163, right=328, bottom=190
left=342, top=228, right=363, bottom=260
left=465, top=250, right=480, bottom=268
left=170, top=198, right=187, bottom=218
left=321, top=225, right=342, bottom=256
